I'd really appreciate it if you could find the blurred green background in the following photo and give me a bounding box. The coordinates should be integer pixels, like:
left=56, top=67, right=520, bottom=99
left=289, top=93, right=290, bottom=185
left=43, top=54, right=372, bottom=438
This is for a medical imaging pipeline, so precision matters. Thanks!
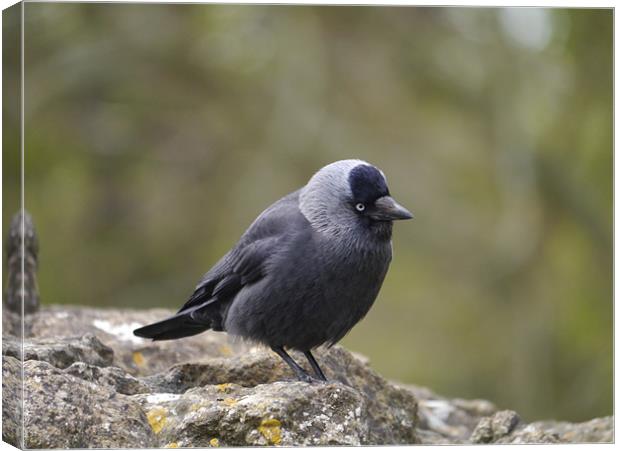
left=3, top=4, right=612, bottom=422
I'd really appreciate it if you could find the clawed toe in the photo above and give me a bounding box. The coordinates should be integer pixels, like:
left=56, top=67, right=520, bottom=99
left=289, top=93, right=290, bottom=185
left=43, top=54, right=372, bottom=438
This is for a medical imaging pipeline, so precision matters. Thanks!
left=297, top=373, right=316, bottom=383
left=272, top=346, right=329, bottom=383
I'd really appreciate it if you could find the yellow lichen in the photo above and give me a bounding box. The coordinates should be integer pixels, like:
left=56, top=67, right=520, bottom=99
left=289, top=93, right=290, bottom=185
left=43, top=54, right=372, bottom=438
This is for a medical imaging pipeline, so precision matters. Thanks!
left=258, top=418, right=282, bottom=445
left=189, top=403, right=202, bottom=412
left=216, top=383, right=233, bottom=393
left=147, top=407, right=167, bottom=434
left=219, top=345, right=233, bottom=356
left=165, top=442, right=179, bottom=448
left=222, top=398, right=237, bottom=407
left=132, top=351, right=145, bottom=367
left=209, top=438, right=220, bottom=447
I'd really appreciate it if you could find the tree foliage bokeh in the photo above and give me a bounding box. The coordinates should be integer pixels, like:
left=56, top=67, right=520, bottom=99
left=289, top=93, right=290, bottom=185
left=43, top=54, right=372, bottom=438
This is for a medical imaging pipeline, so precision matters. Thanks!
left=3, top=4, right=612, bottom=422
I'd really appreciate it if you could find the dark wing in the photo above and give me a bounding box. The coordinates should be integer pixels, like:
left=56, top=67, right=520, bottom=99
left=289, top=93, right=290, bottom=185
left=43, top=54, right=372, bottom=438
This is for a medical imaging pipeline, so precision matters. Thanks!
left=134, top=191, right=303, bottom=340
left=176, top=236, right=279, bottom=316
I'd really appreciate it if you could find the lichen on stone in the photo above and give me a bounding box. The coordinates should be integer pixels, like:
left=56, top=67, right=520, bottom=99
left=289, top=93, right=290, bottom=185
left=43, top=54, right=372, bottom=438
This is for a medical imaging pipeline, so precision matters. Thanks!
left=222, top=397, right=238, bottom=407
left=216, top=383, right=234, bottom=393
left=258, top=418, right=282, bottom=445
left=147, top=407, right=168, bottom=434
left=133, top=351, right=145, bottom=367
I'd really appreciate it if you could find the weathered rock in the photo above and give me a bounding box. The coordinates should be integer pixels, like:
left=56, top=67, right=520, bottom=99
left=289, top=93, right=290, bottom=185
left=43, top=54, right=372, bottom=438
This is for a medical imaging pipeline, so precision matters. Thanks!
left=2, top=356, right=22, bottom=448
left=3, top=333, right=114, bottom=369
left=142, top=345, right=419, bottom=444
left=133, top=382, right=368, bottom=446
left=530, top=416, right=614, bottom=443
left=469, top=410, right=613, bottom=444
left=64, top=362, right=151, bottom=395
left=12, top=358, right=156, bottom=448
left=494, top=423, right=561, bottom=444
left=3, top=306, right=418, bottom=447
left=317, top=347, right=419, bottom=444
left=18, top=306, right=249, bottom=376
left=2, top=305, right=614, bottom=447
left=470, top=410, right=522, bottom=443
left=405, top=383, right=497, bottom=443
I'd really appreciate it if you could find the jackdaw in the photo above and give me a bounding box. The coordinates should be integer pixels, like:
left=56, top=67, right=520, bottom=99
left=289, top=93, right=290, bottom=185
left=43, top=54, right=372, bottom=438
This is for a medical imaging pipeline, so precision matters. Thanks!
left=134, top=160, right=412, bottom=382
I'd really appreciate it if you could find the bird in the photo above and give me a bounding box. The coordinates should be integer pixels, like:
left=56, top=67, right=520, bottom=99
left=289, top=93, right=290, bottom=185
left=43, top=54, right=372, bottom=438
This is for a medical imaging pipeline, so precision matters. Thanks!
left=134, top=160, right=412, bottom=382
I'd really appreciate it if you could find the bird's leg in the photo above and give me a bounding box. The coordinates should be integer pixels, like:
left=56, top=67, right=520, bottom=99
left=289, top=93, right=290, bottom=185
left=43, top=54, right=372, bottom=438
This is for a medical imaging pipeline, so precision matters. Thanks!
left=303, top=350, right=327, bottom=381
left=271, top=346, right=314, bottom=383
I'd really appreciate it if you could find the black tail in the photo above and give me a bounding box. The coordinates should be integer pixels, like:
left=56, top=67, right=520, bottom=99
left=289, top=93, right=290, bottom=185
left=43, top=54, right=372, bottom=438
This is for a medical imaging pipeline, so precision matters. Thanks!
left=133, top=311, right=209, bottom=341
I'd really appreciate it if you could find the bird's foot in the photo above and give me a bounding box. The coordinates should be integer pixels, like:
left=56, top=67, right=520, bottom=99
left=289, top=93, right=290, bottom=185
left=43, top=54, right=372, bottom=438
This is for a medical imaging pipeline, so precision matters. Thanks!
left=294, top=371, right=329, bottom=383
left=295, top=372, right=316, bottom=383
left=271, top=346, right=328, bottom=383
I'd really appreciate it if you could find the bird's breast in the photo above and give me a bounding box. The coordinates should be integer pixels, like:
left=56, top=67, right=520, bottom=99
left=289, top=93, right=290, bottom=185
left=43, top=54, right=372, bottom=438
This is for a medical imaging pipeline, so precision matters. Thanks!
left=224, top=232, right=393, bottom=350
left=297, top=236, right=392, bottom=307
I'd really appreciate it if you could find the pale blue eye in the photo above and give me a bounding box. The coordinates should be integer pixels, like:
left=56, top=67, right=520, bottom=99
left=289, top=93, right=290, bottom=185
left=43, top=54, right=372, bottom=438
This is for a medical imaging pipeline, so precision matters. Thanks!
left=355, top=203, right=365, bottom=212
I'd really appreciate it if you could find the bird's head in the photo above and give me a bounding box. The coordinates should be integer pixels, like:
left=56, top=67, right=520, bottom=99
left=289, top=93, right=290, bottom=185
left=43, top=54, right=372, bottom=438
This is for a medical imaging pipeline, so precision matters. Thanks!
left=299, top=160, right=412, bottom=240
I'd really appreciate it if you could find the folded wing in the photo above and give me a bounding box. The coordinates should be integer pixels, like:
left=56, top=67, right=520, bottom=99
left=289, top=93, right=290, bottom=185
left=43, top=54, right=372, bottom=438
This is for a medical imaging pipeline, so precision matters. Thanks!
left=133, top=192, right=303, bottom=341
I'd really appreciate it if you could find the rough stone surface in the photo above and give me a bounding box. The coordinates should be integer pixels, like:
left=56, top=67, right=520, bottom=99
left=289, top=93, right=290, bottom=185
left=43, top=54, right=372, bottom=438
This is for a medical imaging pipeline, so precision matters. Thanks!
left=470, top=410, right=522, bottom=443
left=531, top=416, right=614, bottom=443
left=468, top=410, right=615, bottom=444
left=22, top=305, right=245, bottom=376
left=140, top=345, right=418, bottom=445
left=134, top=382, right=368, bottom=446
left=64, top=362, right=152, bottom=395
left=404, top=383, right=499, bottom=443
left=2, top=356, right=21, bottom=447
left=3, top=357, right=156, bottom=449
left=3, top=333, right=114, bottom=369
left=2, top=305, right=613, bottom=448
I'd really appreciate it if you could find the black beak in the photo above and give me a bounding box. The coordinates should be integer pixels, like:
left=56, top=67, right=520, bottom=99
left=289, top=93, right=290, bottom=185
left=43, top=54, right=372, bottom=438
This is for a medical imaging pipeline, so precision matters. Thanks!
left=370, top=196, right=413, bottom=221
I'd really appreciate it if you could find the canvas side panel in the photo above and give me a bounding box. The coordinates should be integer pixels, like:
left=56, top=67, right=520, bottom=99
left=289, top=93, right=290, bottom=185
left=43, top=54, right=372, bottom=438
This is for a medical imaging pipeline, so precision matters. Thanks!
left=2, top=2, right=24, bottom=449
